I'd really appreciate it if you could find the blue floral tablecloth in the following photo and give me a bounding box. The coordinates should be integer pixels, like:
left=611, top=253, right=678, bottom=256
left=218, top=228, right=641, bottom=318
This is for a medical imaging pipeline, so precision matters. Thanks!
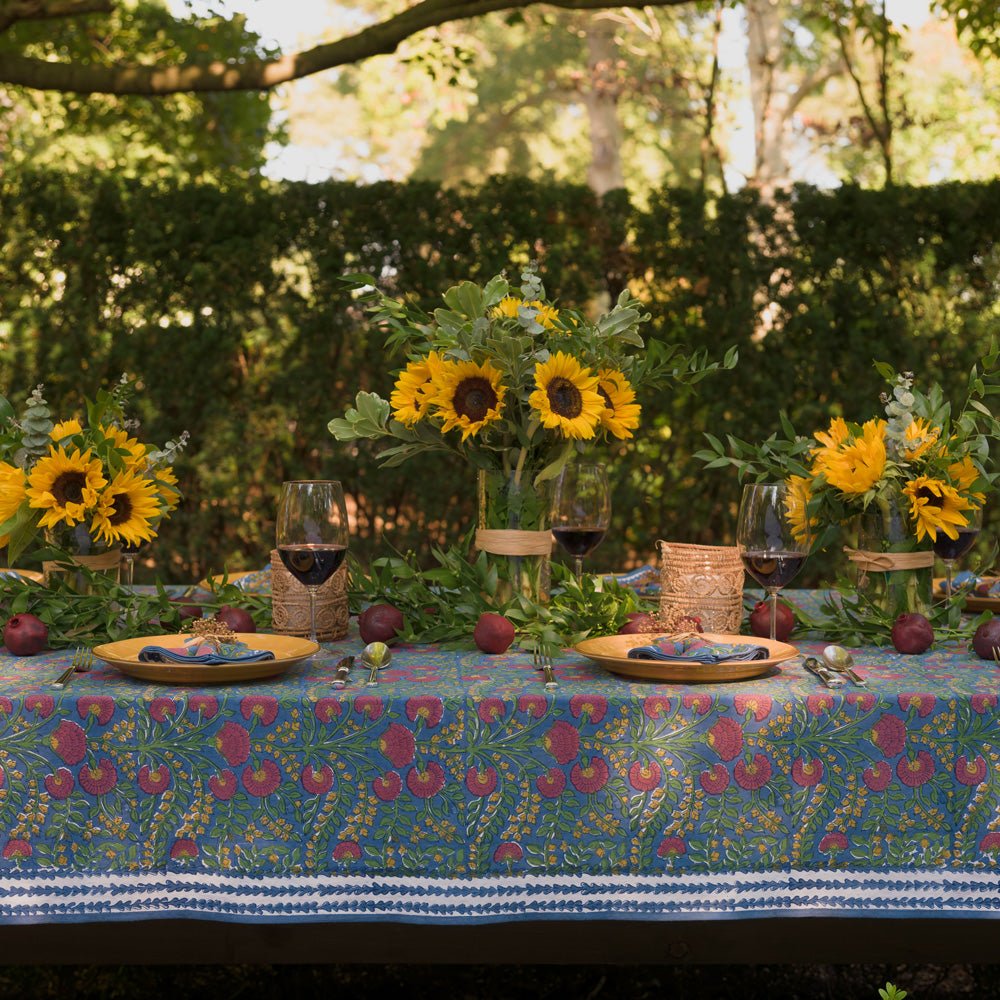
left=0, top=590, right=999, bottom=923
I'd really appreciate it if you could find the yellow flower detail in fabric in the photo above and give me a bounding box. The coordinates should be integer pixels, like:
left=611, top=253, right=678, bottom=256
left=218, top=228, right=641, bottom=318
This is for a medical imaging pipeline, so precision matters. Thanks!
left=100, top=424, right=148, bottom=469
left=784, top=475, right=816, bottom=544
left=26, top=446, right=106, bottom=529
left=491, top=297, right=559, bottom=329
left=50, top=419, right=82, bottom=442
left=596, top=369, right=641, bottom=440
left=903, top=476, right=974, bottom=542
left=432, top=359, right=506, bottom=442
left=0, top=462, right=27, bottom=546
left=820, top=420, right=886, bottom=495
left=529, top=352, right=603, bottom=440
left=91, top=468, right=161, bottom=547
left=390, top=352, right=445, bottom=428
left=902, top=418, right=940, bottom=461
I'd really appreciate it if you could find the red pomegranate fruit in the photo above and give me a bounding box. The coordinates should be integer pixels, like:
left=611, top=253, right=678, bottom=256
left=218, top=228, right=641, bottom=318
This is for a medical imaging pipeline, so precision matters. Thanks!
left=358, top=603, right=404, bottom=644
left=748, top=600, right=795, bottom=641
left=3, top=613, right=49, bottom=656
left=972, top=617, right=1000, bottom=661
left=618, top=612, right=659, bottom=634
left=214, top=605, right=256, bottom=633
left=891, top=613, right=934, bottom=654
left=473, top=612, right=516, bottom=654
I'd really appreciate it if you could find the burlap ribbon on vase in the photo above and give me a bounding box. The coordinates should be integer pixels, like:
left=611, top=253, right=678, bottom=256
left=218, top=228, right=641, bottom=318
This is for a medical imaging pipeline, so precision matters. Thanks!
left=843, top=546, right=935, bottom=587
left=42, top=548, right=121, bottom=584
left=475, top=529, right=553, bottom=556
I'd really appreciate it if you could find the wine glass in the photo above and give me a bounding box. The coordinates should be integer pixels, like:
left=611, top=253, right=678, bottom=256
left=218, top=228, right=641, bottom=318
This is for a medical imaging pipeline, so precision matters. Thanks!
left=737, top=483, right=810, bottom=640
left=276, top=481, right=349, bottom=643
left=935, top=503, right=983, bottom=600
left=119, top=541, right=142, bottom=589
left=550, top=463, right=611, bottom=581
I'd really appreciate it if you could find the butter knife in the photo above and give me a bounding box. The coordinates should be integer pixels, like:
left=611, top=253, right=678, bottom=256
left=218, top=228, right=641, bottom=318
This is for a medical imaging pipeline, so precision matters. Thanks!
left=331, top=655, right=355, bottom=689
left=803, top=656, right=845, bottom=689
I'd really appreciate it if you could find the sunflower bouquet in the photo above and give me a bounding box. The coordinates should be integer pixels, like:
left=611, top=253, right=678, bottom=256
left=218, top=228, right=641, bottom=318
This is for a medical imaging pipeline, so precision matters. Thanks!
left=0, top=378, right=186, bottom=568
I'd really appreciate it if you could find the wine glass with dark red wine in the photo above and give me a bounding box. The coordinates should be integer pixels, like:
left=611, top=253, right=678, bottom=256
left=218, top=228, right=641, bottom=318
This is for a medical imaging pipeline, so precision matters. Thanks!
left=935, top=503, right=983, bottom=600
left=551, top=463, right=611, bottom=581
left=276, top=481, right=349, bottom=643
left=737, top=483, right=810, bottom=641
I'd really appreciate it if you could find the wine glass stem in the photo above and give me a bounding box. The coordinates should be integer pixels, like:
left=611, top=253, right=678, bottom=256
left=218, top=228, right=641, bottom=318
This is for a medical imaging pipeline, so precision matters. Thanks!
left=945, top=560, right=953, bottom=603
left=307, top=586, right=319, bottom=643
left=573, top=556, right=584, bottom=582
left=768, top=588, right=779, bottom=641
left=120, top=556, right=135, bottom=588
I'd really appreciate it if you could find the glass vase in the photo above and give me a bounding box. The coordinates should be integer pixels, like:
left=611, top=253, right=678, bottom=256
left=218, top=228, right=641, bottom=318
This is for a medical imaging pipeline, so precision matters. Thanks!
left=476, top=468, right=551, bottom=604
left=42, top=525, right=122, bottom=594
left=855, top=492, right=933, bottom=619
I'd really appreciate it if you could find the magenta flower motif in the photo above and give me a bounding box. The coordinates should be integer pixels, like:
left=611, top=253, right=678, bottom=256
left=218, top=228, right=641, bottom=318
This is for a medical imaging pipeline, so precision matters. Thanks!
left=314, top=698, right=343, bottom=723
left=792, top=757, right=823, bottom=787
left=972, top=694, right=997, bottom=715
left=0, top=766, right=4, bottom=790
left=25, top=694, right=54, bottom=719
left=846, top=692, right=876, bottom=711
left=215, top=722, right=251, bottom=766
left=406, top=696, right=444, bottom=727
left=379, top=723, right=416, bottom=768
left=863, top=761, right=893, bottom=792
left=242, top=759, right=282, bottom=797
left=373, top=771, right=402, bottom=802
left=657, top=837, right=686, bottom=858
left=643, top=696, right=671, bottom=720
left=301, top=764, right=335, bottom=795
left=956, top=755, right=987, bottom=786
left=77, top=696, right=114, bottom=725
left=896, top=750, right=935, bottom=788
left=734, top=694, right=772, bottom=721
left=493, top=842, right=523, bottom=863
left=570, top=756, right=609, bottom=794
left=188, top=695, right=219, bottom=719
left=699, top=763, right=730, bottom=795
left=149, top=697, right=179, bottom=723
left=209, top=769, right=237, bottom=801
left=536, top=768, right=566, bottom=798
left=477, top=698, right=506, bottom=724
left=332, top=840, right=362, bottom=861
left=870, top=714, right=907, bottom=757
left=170, top=838, right=198, bottom=860
left=240, top=695, right=278, bottom=726
left=542, top=721, right=580, bottom=764
left=0, top=697, right=12, bottom=716
left=50, top=720, right=86, bottom=765
left=406, top=761, right=445, bottom=799
left=354, top=696, right=383, bottom=721
left=79, top=757, right=118, bottom=796
left=708, top=717, right=743, bottom=761
left=466, top=765, right=498, bottom=797
left=570, top=694, right=607, bottom=725
left=44, top=768, right=74, bottom=800
left=734, top=753, right=772, bottom=791
left=899, top=693, right=935, bottom=718
left=517, top=695, right=547, bottom=719
left=138, top=764, right=171, bottom=795
left=628, top=760, right=662, bottom=792
left=682, top=693, right=711, bottom=715
left=979, top=832, right=1000, bottom=854
left=806, top=694, right=834, bottom=716
left=2, top=839, right=31, bottom=859
left=819, top=832, right=849, bottom=854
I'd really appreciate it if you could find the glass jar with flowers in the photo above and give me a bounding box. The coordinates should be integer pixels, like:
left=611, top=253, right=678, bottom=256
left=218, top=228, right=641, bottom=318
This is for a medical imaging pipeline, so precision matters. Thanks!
left=329, top=265, right=736, bottom=604
left=0, top=377, right=186, bottom=590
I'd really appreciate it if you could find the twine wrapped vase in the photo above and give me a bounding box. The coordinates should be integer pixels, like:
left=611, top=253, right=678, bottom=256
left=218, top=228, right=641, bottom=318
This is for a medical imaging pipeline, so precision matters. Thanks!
left=658, top=541, right=744, bottom=633
left=42, top=548, right=122, bottom=593
left=269, top=549, right=348, bottom=641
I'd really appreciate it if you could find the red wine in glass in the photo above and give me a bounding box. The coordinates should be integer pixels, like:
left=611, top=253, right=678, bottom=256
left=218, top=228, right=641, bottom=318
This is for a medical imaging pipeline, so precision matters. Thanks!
left=741, top=552, right=806, bottom=590
left=278, top=544, right=347, bottom=587
left=934, top=505, right=983, bottom=599
left=551, top=464, right=611, bottom=581
left=552, top=527, right=607, bottom=559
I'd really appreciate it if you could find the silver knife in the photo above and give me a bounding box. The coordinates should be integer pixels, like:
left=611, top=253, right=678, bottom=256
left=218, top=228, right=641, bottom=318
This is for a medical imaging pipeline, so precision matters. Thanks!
left=331, top=655, right=355, bottom=688
left=803, top=656, right=845, bottom=689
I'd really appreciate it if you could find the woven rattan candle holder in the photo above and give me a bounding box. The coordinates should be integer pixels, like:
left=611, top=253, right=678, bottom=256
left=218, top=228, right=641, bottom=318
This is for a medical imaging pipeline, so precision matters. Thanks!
left=658, top=541, right=744, bottom=633
left=269, top=549, right=348, bottom=641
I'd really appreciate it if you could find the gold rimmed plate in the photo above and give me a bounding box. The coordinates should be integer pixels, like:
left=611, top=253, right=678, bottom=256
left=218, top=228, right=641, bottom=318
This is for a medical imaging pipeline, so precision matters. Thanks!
left=0, top=567, right=44, bottom=583
left=573, top=632, right=797, bottom=683
left=92, top=633, right=319, bottom=685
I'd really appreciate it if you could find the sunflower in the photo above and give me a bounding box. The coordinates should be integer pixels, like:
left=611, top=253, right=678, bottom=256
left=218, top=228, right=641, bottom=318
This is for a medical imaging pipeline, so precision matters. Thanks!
left=596, top=369, right=641, bottom=439
left=0, top=463, right=27, bottom=546
left=810, top=417, right=851, bottom=477
left=91, top=469, right=161, bottom=547
left=947, top=455, right=980, bottom=492
left=100, top=424, right=148, bottom=469
left=784, top=475, right=817, bottom=544
left=903, top=475, right=975, bottom=542
left=50, top=419, right=82, bottom=442
left=490, top=296, right=559, bottom=329
left=432, top=359, right=506, bottom=442
left=390, top=352, right=447, bottom=427
left=26, top=446, right=106, bottom=529
left=529, top=352, right=603, bottom=440
left=901, top=417, right=939, bottom=461
left=820, top=420, right=886, bottom=495
left=154, top=466, right=181, bottom=512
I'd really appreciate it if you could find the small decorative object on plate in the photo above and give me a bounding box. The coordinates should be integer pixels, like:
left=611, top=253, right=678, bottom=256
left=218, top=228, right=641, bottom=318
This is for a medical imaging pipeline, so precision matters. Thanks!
left=658, top=541, right=743, bottom=632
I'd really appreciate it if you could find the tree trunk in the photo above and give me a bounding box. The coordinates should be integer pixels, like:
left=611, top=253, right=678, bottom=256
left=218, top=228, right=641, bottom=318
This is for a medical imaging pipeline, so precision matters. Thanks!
left=583, top=17, right=625, bottom=194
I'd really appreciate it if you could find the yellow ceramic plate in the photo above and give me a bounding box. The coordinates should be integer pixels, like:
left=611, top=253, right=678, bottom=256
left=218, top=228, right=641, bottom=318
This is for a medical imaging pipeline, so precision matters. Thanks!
left=0, top=567, right=44, bottom=583
left=92, top=632, right=319, bottom=685
left=573, top=632, right=797, bottom=683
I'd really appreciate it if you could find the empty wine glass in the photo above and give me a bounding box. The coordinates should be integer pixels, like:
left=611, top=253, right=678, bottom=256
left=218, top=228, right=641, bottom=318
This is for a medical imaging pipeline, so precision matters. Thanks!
left=737, top=483, right=810, bottom=640
left=276, top=481, right=349, bottom=643
left=551, top=463, right=611, bottom=581
left=935, top=503, right=983, bottom=599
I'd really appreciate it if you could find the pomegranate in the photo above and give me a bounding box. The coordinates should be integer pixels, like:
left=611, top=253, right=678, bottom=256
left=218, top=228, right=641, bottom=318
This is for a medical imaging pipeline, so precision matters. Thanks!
left=3, top=613, right=48, bottom=656
left=618, top=612, right=658, bottom=634
left=473, top=612, right=516, bottom=654
left=359, top=603, right=404, bottom=644
left=890, top=613, right=934, bottom=654
left=972, top=617, right=1000, bottom=661
left=214, top=605, right=256, bottom=633
left=748, top=600, right=795, bottom=641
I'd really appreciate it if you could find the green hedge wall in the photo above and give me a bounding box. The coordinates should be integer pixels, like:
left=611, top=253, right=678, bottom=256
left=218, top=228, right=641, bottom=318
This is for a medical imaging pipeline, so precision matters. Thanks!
left=1, top=171, right=997, bottom=584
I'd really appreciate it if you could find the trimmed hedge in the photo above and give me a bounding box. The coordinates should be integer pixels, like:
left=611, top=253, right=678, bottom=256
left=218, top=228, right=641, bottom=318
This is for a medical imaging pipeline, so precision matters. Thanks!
left=1, top=171, right=997, bottom=583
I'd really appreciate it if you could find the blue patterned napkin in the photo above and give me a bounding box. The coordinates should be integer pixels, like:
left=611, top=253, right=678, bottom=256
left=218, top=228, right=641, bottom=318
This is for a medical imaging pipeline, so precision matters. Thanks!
left=138, top=640, right=275, bottom=665
left=627, top=635, right=769, bottom=663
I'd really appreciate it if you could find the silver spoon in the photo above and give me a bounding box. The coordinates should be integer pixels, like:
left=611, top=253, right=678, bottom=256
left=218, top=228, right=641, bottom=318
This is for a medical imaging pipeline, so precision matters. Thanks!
left=822, top=645, right=866, bottom=687
left=362, top=642, right=391, bottom=687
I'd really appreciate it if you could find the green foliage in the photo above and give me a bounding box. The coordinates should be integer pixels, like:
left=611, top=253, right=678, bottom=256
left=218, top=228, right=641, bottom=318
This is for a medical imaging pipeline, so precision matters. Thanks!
left=879, top=983, right=908, bottom=1000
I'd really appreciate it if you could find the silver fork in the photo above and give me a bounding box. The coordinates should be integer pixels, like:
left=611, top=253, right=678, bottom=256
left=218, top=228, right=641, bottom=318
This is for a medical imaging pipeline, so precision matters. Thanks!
left=533, top=648, right=558, bottom=691
left=52, top=647, right=94, bottom=689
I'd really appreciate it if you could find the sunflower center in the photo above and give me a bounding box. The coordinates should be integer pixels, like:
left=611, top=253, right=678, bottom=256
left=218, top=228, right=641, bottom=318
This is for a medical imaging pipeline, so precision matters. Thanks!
left=547, top=377, right=583, bottom=418
left=453, top=378, right=497, bottom=423
left=52, top=472, right=87, bottom=506
left=107, top=492, right=134, bottom=526
left=598, top=387, right=614, bottom=410
left=916, top=486, right=943, bottom=510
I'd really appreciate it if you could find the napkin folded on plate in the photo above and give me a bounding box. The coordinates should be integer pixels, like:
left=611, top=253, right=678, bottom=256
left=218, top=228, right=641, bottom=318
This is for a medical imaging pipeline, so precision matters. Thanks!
left=138, top=640, right=275, bottom=664
left=627, top=635, right=769, bottom=663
